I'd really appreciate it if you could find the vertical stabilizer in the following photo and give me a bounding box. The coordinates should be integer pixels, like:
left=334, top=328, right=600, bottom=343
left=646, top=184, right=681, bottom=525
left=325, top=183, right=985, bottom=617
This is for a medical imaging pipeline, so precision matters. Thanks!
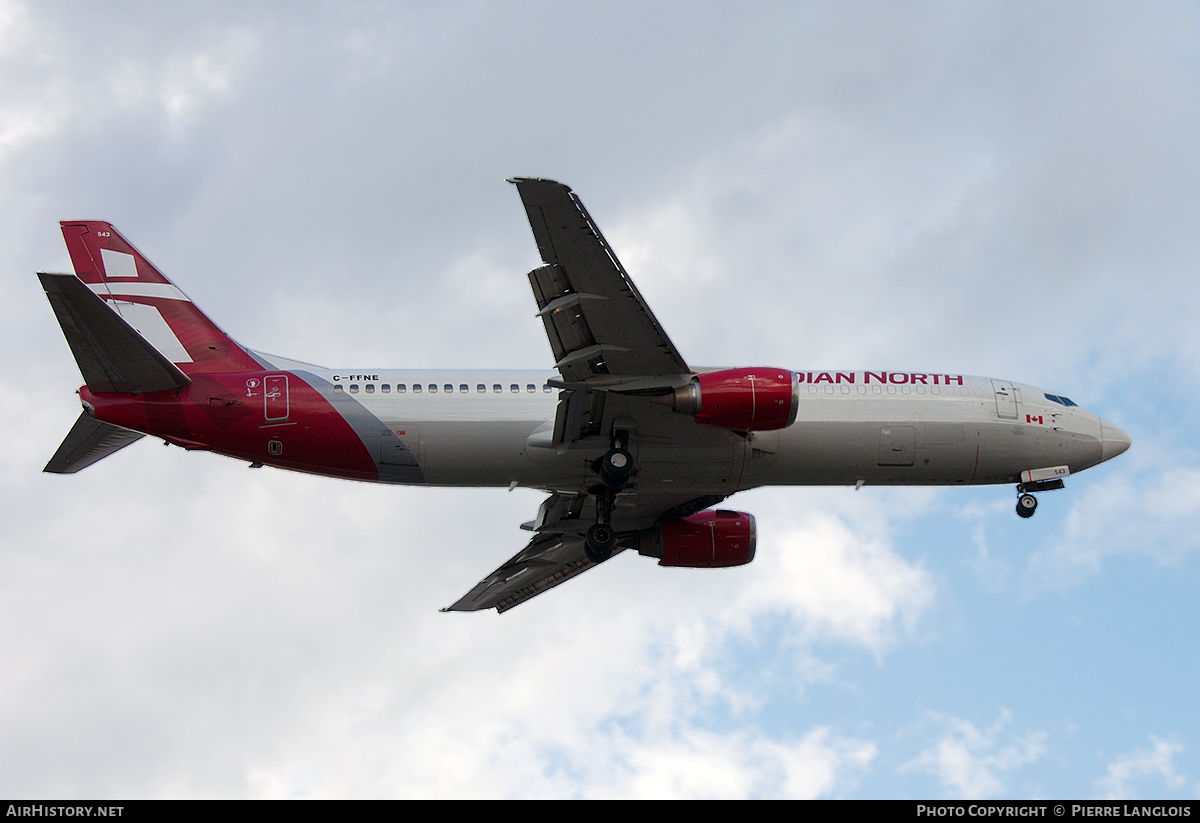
left=59, top=222, right=264, bottom=375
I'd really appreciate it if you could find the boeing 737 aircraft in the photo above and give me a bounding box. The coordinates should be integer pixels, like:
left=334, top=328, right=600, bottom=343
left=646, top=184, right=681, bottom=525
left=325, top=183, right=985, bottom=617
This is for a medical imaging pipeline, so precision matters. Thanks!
left=40, top=178, right=1131, bottom=612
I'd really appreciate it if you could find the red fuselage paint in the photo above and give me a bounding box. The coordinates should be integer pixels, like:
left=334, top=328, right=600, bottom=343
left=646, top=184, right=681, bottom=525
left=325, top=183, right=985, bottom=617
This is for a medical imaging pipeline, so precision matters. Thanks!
left=80, top=371, right=380, bottom=481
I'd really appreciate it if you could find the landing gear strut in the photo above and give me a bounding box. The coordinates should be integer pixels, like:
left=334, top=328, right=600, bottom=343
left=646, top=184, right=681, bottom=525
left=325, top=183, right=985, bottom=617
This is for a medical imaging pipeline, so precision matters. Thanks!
left=584, top=434, right=633, bottom=563
left=1014, top=474, right=1065, bottom=519
left=584, top=488, right=618, bottom=562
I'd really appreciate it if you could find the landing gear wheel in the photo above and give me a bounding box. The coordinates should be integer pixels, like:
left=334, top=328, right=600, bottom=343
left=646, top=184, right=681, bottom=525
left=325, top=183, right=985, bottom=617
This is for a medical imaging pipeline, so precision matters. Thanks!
left=598, top=447, right=633, bottom=490
left=584, top=523, right=616, bottom=562
left=1016, top=493, right=1038, bottom=518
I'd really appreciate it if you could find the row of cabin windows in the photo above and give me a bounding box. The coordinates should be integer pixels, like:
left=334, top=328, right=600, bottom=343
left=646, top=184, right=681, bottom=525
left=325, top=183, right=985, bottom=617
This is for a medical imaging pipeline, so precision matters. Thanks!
left=333, top=382, right=554, bottom=396
left=806, top=384, right=980, bottom=397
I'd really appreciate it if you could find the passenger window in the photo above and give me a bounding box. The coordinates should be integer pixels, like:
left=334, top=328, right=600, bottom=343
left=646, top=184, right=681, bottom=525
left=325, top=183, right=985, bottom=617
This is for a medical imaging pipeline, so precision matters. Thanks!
left=365, top=384, right=375, bottom=394
left=397, top=384, right=407, bottom=393
left=511, top=384, right=519, bottom=393
left=477, top=384, right=486, bottom=393
left=333, top=384, right=344, bottom=394
left=460, top=384, right=469, bottom=393
left=543, top=385, right=552, bottom=393
left=413, top=384, right=422, bottom=393
left=443, top=383, right=453, bottom=393
left=526, top=384, right=536, bottom=393
left=493, top=384, right=502, bottom=393
left=429, top=384, right=438, bottom=393
left=350, top=385, right=359, bottom=394
left=381, top=384, right=391, bottom=393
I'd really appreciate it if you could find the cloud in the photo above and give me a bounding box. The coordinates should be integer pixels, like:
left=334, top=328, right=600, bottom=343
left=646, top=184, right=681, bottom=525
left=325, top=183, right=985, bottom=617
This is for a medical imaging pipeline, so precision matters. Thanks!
left=745, top=501, right=936, bottom=652
left=603, top=726, right=876, bottom=800
left=906, top=709, right=1048, bottom=798
left=1095, top=736, right=1187, bottom=800
left=8, top=0, right=1200, bottom=800
left=1028, top=460, right=1200, bottom=586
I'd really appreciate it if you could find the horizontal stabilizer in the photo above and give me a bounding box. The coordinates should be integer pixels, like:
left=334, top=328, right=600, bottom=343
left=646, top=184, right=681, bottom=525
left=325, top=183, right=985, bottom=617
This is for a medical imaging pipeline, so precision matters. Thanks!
left=44, top=411, right=144, bottom=474
left=39, top=272, right=191, bottom=394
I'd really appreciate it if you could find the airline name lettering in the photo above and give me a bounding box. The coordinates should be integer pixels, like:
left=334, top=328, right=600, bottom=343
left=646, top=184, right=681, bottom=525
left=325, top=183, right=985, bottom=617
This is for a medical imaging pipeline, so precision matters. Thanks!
left=799, top=372, right=965, bottom=386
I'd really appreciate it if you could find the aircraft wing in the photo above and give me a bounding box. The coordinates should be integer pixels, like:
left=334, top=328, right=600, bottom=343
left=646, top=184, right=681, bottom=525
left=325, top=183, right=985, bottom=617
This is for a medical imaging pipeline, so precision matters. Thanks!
left=444, top=489, right=726, bottom=613
left=442, top=532, right=625, bottom=613
left=509, top=178, right=691, bottom=384
left=453, top=181, right=724, bottom=613
left=510, top=178, right=696, bottom=449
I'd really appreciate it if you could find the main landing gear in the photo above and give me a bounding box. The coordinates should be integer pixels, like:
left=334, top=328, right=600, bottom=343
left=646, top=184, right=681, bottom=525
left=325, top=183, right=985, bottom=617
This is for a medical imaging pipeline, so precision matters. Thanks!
left=583, top=436, right=633, bottom=563
left=585, top=493, right=617, bottom=562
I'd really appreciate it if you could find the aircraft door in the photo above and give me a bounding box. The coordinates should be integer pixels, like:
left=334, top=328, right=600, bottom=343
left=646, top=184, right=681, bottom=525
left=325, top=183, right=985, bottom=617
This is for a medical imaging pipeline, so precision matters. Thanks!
left=992, top=380, right=1018, bottom=419
left=264, top=374, right=289, bottom=421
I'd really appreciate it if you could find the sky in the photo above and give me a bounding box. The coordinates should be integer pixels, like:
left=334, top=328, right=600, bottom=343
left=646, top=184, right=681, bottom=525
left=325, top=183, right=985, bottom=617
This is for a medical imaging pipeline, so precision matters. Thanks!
left=1, top=0, right=1198, bottom=799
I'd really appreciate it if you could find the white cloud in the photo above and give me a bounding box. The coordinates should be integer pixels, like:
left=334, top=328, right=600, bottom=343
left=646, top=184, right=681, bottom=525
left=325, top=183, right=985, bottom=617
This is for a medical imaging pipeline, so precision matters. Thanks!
left=1095, top=736, right=1187, bottom=800
left=1028, top=459, right=1200, bottom=587
left=9, top=0, right=1200, bottom=800
left=745, top=506, right=936, bottom=652
left=906, top=709, right=1048, bottom=798
left=605, top=726, right=876, bottom=800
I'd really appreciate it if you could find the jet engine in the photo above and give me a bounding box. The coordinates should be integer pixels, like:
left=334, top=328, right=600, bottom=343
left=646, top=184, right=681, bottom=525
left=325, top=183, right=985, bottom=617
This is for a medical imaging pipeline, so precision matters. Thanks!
left=637, top=509, right=757, bottom=568
left=655, top=368, right=799, bottom=431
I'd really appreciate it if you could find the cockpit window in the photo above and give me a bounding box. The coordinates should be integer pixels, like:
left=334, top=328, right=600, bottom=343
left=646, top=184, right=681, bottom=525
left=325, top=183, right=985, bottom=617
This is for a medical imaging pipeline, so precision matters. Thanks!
left=1044, top=393, right=1078, bottom=407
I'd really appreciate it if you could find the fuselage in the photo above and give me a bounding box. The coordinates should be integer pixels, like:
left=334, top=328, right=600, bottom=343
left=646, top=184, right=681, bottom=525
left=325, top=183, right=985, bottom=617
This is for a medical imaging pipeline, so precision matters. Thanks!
left=79, top=365, right=1129, bottom=503
left=42, top=194, right=1135, bottom=611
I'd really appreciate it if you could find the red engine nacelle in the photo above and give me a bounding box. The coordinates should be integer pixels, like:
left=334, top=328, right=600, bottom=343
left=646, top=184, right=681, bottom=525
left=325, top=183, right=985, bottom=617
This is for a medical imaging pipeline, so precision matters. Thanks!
left=641, top=510, right=757, bottom=568
left=658, top=367, right=799, bottom=431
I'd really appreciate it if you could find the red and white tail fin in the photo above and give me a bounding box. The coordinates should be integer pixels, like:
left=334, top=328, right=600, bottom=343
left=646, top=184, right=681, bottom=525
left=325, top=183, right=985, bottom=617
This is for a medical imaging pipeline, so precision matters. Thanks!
left=59, top=221, right=264, bottom=375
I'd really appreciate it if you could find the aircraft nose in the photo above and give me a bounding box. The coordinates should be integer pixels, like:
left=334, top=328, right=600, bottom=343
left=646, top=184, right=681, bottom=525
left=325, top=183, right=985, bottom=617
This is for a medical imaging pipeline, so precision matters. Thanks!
left=1099, top=420, right=1131, bottom=462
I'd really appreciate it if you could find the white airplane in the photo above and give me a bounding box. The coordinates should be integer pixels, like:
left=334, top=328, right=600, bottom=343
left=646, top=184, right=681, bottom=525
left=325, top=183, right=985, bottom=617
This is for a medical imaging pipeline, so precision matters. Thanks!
left=40, top=178, right=1131, bottom=612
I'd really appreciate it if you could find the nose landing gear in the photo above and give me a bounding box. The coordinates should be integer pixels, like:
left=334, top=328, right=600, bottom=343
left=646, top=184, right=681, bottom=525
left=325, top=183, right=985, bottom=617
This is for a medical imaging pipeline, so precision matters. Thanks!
left=1014, top=470, right=1067, bottom=518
